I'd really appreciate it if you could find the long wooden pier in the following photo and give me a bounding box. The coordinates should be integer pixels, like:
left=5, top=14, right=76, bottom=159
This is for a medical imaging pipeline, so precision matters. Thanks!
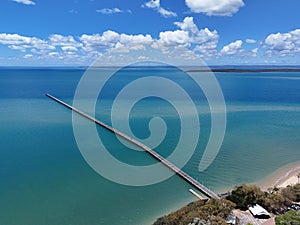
left=46, top=93, right=220, bottom=199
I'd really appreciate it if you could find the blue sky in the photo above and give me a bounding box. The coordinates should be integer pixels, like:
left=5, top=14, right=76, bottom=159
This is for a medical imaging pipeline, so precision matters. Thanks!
left=0, top=0, right=300, bottom=66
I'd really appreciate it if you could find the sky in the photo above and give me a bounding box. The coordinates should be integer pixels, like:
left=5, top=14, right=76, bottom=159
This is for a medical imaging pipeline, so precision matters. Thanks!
left=0, top=0, right=300, bottom=66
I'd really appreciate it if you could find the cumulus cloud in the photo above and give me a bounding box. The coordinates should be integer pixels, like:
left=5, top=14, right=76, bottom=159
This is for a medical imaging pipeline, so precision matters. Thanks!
left=113, top=33, right=153, bottom=52
left=174, top=17, right=219, bottom=44
left=49, top=34, right=82, bottom=51
left=80, top=31, right=119, bottom=51
left=80, top=30, right=153, bottom=53
left=0, top=33, right=55, bottom=52
left=119, top=33, right=153, bottom=45
left=174, top=17, right=199, bottom=34
left=153, top=17, right=219, bottom=58
left=245, top=39, right=256, bottom=44
left=0, top=33, right=32, bottom=45
left=220, top=40, right=243, bottom=55
left=96, top=8, right=131, bottom=15
left=154, top=30, right=190, bottom=48
left=265, top=29, right=300, bottom=56
left=3, top=17, right=282, bottom=65
left=185, top=0, right=244, bottom=16
left=12, top=0, right=35, bottom=5
left=142, top=0, right=177, bottom=17
left=0, top=33, right=85, bottom=59
left=194, top=40, right=218, bottom=58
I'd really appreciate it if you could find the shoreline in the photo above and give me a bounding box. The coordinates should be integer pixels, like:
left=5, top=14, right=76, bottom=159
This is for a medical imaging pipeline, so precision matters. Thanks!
left=187, top=68, right=300, bottom=73
left=151, top=162, right=300, bottom=224
left=256, top=161, right=300, bottom=190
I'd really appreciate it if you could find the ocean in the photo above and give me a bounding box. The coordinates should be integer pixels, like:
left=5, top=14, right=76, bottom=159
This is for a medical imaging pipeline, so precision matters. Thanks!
left=0, top=67, right=300, bottom=225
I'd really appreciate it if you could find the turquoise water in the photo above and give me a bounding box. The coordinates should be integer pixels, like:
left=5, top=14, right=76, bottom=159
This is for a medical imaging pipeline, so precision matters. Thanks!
left=1, top=68, right=300, bottom=224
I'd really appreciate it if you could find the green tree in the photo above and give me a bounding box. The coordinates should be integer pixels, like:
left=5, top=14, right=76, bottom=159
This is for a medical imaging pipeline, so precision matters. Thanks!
left=153, top=199, right=235, bottom=225
left=275, top=210, right=300, bottom=225
left=264, top=192, right=289, bottom=214
left=227, top=184, right=265, bottom=210
left=281, top=184, right=300, bottom=202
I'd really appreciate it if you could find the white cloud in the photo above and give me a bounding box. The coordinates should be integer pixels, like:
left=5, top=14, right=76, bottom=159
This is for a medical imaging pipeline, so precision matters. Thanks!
left=49, top=34, right=82, bottom=49
left=96, top=8, right=131, bottom=15
left=173, top=45, right=200, bottom=60
left=48, top=52, right=59, bottom=56
left=80, top=31, right=153, bottom=54
left=154, top=17, right=219, bottom=58
left=80, top=30, right=119, bottom=51
left=12, top=0, right=35, bottom=5
left=194, top=40, right=218, bottom=58
left=8, top=17, right=298, bottom=65
left=113, top=33, right=153, bottom=52
left=174, top=17, right=219, bottom=44
left=119, top=33, right=153, bottom=45
left=265, top=29, right=300, bottom=56
left=220, top=40, right=243, bottom=55
left=155, top=30, right=190, bottom=47
left=157, top=7, right=177, bottom=17
left=144, top=0, right=160, bottom=8
left=251, top=48, right=258, bottom=56
left=23, top=54, right=33, bottom=58
left=0, top=33, right=55, bottom=52
left=61, top=46, right=78, bottom=52
left=152, top=29, right=190, bottom=56
left=185, top=0, right=244, bottom=16
left=245, top=39, right=256, bottom=44
left=0, top=33, right=31, bottom=45
left=174, top=17, right=198, bottom=34
left=142, top=0, right=177, bottom=17
left=9, top=45, right=27, bottom=52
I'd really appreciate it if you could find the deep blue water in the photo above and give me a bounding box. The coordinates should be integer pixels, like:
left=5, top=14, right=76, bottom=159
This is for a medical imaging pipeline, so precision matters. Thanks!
left=0, top=67, right=300, bottom=225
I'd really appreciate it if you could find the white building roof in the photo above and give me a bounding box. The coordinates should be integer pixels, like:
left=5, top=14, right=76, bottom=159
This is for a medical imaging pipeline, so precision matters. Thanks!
left=249, top=204, right=270, bottom=216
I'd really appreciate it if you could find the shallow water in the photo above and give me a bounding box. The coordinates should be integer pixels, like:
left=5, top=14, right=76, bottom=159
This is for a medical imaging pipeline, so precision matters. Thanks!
left=0, top=68, right=300, bottom=225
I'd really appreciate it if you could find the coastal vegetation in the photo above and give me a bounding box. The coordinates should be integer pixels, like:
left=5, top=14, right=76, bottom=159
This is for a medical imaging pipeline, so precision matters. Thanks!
left=281, top=184, right=300, bottom=203
left=153, top=184, right=300, bottom=225
left=227, top=183, right=300, bottom=214
left=275, top=210, right=300, bottom=225
left=153, top=199, right=235, bottom=225
left=226, top=184, right=265, bottom=210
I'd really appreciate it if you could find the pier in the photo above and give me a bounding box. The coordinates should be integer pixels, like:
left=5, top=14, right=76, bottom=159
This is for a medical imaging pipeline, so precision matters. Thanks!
left=189, top=189, right=205, bottom=200
left=46, top=93, right=220, bottom=199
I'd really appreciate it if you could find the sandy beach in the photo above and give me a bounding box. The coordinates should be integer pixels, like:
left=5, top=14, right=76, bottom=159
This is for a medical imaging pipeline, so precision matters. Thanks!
left=257, top=161, right=300, bottom=190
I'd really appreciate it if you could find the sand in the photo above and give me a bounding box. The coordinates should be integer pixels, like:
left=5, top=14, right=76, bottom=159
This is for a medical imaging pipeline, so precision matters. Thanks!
left=257, top=161, right=300, bottom=190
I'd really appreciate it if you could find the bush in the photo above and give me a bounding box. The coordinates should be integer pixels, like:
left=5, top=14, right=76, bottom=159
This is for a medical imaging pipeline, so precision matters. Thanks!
left=281, top=184, right=300, bottom=202
left=263, top=191, right=290, bottom=214
left=275, top=210, right=300, bottom=225
left=153, top=183, right=300, bottom=225
left=226, top=184, right=265, bottom=210
left=153, top=199, right=235, bottom=225
left=227, top=184, right=300, bottom=213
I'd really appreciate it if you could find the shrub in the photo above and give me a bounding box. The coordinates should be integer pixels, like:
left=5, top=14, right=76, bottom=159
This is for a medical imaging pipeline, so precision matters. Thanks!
left=275, top=210, right=300, bottom=225
left=226, top=184, right=265, bottom=210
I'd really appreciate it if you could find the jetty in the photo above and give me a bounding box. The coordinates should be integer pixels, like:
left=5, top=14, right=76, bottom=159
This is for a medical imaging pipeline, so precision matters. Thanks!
left=46, top=93, right=220, bottom=199
left=189, top=189, right=205, bottom=200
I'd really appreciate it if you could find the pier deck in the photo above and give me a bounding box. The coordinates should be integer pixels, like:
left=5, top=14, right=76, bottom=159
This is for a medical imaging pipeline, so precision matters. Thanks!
left=46, top=93, right=220, bottom=199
